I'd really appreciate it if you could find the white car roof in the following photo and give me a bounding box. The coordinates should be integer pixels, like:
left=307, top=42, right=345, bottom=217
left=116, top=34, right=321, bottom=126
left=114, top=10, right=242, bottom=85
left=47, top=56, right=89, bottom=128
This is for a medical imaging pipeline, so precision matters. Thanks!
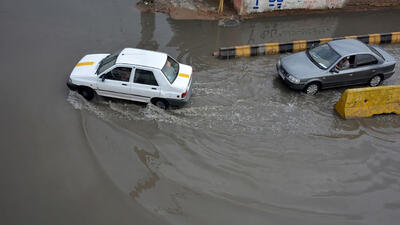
left=116, top=48, right=168, bottom=69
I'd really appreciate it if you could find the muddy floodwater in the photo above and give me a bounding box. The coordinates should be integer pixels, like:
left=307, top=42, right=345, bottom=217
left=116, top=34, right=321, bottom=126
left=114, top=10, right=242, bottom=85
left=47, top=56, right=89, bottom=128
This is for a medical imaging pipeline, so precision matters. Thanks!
left=1, top=1, right=400, bottom=225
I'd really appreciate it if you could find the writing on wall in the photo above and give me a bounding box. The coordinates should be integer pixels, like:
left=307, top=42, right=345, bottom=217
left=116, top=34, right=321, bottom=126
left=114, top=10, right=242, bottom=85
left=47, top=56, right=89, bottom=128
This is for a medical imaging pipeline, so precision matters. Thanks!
left=250, top=0, right=346, bottom=13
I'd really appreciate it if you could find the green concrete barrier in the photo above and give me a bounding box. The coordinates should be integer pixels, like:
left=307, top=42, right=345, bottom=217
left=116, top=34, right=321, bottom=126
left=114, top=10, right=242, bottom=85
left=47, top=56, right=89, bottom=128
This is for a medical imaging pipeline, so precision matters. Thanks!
left=213, top=32, right=400, bottom=59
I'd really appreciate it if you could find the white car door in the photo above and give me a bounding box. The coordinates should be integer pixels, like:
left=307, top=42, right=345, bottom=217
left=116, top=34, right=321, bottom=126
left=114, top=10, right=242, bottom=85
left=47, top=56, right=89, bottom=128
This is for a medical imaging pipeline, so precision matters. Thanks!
left=131, top=67, right=161, bottom=102
left=97, top=66, right=133, bottom=100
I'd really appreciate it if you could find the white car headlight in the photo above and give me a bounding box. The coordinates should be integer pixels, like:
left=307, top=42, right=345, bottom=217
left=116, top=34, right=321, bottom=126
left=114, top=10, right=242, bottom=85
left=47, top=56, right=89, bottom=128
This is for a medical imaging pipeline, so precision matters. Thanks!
left=287, top=75, right=300, bottom=84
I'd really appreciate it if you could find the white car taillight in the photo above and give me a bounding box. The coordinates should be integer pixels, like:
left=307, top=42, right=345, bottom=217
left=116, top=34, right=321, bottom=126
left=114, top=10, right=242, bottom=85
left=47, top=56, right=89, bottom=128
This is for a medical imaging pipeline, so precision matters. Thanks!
left=181, top=90, right=188, bottom=98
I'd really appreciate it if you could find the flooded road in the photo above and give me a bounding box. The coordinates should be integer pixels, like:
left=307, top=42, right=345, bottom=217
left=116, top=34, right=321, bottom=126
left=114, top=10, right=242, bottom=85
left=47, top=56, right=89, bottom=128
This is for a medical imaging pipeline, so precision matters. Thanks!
left=1, top=1, right=400, bottom=224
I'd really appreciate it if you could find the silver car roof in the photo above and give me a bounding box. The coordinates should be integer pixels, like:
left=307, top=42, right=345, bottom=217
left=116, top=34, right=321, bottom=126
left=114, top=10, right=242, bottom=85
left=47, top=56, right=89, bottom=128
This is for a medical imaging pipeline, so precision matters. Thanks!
left=328, top=39, right=372, bottom=57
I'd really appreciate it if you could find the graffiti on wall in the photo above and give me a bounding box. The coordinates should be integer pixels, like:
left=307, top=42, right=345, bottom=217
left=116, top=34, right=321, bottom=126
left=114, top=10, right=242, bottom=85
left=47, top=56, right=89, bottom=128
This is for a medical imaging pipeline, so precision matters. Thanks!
left=253, top=0, right=259, bottom=9
left=326, top=0, right=343, bottom=8
left=254, top=0, right=284, bottom=10
left=268, top=0, right=284, bottom=9
left=250, top=0, right=346, bottom=12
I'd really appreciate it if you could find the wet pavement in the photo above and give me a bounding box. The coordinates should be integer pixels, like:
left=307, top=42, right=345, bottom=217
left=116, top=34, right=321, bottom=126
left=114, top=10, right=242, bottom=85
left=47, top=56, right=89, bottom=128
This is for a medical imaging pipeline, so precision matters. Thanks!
left=1, top=1, right=400, bottom=225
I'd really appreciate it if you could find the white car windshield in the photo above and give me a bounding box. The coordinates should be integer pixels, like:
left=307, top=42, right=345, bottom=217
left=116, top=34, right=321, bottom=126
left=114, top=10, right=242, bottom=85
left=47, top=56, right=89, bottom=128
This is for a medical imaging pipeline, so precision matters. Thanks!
left=307, top=44, right=340, bottom=69
left=96, top=50, right=121, bottom=75
left=161, top=56, right=179, bottom=84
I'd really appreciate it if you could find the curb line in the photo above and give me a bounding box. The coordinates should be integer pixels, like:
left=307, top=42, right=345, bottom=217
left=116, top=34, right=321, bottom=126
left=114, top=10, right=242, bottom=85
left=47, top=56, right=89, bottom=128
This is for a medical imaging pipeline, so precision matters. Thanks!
left=213, top=32, right=400, bottom=59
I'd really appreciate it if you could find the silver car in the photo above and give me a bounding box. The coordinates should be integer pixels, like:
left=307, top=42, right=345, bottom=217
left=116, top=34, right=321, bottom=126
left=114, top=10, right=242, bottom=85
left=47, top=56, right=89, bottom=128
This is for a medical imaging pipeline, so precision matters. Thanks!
left=276, top=39, right=396, bottom=95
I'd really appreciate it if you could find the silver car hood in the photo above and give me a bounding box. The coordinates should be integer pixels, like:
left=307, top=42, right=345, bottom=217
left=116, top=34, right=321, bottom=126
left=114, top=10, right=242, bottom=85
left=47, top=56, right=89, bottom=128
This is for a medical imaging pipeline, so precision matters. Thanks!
left=281, top=51, right=325, bottom=79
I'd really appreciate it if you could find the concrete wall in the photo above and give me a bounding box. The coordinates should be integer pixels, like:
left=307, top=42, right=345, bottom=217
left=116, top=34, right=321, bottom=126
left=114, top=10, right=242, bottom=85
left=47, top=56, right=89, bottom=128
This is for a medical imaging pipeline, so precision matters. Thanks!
left=346, top=0, right=400, bottom=7
left=235, top=0, right=399, bottom=15
left=241, top=0, right=347, bottom=14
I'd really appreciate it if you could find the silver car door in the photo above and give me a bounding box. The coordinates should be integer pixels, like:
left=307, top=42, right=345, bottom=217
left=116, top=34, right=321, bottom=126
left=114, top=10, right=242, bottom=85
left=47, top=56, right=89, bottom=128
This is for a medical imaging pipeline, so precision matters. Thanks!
left=323, top=56, right=355, bottom=88
left=352, top=54, right=379, bottom=84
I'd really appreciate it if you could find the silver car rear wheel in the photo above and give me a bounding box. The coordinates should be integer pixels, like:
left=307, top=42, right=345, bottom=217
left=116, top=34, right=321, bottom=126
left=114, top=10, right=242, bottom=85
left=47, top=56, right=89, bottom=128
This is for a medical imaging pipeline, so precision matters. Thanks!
left=369, top=75, right=382, bottom=87
left=304, top=83, right=319, bottom=95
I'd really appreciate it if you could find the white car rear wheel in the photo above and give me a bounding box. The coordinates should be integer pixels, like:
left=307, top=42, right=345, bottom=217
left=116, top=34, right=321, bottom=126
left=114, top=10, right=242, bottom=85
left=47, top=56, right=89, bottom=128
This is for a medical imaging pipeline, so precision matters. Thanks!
left=153, top=99, right=168, bottom=109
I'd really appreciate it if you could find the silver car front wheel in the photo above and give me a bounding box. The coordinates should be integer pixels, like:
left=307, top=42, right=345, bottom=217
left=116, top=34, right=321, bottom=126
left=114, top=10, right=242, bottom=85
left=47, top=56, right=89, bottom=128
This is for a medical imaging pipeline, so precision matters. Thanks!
left=369, top=75, right=382, bottom=87
left=304, top=83, right=319, bottom=95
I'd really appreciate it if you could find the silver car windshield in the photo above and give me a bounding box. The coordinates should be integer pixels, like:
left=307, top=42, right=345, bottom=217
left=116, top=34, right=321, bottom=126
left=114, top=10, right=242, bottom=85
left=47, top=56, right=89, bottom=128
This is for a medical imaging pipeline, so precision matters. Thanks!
left=161, top=56, right=179, bottom=84
left=307, top=44, right=340, bottom=69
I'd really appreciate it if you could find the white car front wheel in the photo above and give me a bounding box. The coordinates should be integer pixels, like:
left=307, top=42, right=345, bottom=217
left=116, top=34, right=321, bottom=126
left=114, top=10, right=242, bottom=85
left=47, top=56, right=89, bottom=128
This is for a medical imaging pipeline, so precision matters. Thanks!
left=78, top=87, right=95, bottom=100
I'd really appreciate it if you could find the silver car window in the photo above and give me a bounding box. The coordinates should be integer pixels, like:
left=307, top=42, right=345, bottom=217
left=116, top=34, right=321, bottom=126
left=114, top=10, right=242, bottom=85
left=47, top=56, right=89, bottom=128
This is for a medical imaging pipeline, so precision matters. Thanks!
left=356, top=54, right=378, bottom=67
left=368, top=46, right=384, bottom=60
left=336, top=55, right=355, bottom=70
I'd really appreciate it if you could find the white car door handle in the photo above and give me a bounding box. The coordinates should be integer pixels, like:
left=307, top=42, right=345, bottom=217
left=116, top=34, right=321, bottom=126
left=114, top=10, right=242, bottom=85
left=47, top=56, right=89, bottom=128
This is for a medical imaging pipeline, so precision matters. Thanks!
left=122, top=83, right=127, bottom=86
left=349, top=74, right=353, bottom=76
left=151, top=87, right=157, bottom=90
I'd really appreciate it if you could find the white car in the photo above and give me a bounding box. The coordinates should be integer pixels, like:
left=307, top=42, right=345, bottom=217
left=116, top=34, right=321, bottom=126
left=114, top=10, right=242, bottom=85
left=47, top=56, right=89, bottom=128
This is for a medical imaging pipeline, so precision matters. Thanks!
left=67, top=48, right=193, bottom=109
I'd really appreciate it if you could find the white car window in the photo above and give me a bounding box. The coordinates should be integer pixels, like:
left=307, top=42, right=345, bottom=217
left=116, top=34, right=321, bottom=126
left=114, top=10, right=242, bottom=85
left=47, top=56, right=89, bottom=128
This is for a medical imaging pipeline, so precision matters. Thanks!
left=103, top=67, right=132, bottom=82
left=161, top=56, right=179, bottom=84
left=134, top=69, right=158, bottom=86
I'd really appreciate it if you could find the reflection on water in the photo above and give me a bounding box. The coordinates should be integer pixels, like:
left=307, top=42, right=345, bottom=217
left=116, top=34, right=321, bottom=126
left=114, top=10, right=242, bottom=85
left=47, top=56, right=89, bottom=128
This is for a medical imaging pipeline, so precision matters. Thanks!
left=68, top=8, right=400, bottom=225
left=69, top=42, right=400, bottom=225
left=130, top=147, right=160, bottom=199
left=68, top=43, right=400, bottom=139
left=136, top=12, right=159, bottom=50
left=4, top=0, right=400, bottom=224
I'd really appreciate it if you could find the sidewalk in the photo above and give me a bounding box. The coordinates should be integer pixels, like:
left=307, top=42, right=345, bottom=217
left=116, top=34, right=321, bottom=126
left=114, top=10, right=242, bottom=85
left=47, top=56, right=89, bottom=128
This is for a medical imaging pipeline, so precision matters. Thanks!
left=137, top=0, right=400, bottom=20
